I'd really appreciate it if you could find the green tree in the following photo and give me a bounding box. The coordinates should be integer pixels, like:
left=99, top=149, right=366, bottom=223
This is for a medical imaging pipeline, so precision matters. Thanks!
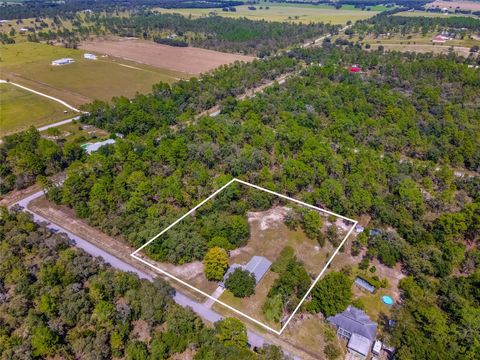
left=225, top=268, right=256, bottom=298
left=307, top=272, right=352, bottom=317
left=31, top=325, right=59, bottom=357
left=214, top=318, right=248, bottom=349
left=203, top=246, right=229, bottom=281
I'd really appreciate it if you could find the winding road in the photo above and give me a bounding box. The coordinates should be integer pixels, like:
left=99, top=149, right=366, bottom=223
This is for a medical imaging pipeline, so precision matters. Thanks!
left=11, top=190, right=300, bottom=359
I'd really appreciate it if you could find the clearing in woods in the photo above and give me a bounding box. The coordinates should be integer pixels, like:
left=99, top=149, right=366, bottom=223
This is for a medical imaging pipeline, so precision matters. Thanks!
left=156, top=3, right=386, bottom=25
left=0, top=83, right=75, bottom=136
left=131, top=178, right=357, bottom=334
left=80, top=38, right=256, bottom=75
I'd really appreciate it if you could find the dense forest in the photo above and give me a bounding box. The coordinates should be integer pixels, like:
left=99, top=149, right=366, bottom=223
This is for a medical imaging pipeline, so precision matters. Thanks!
left=0, top=209, right=289, bottom=359
left=42, top=43, right=479, bottom=358
left=0, top=128, right=84, bottom=195
left=84, top=56, right=298, bottom=134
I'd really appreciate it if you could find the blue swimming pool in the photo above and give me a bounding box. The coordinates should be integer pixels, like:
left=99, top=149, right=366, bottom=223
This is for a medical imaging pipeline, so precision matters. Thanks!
left=382, top=295, right=394, bottom=305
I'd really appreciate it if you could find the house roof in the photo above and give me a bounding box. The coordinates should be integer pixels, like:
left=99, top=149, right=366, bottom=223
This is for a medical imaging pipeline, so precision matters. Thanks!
left=244, top=256, right=272, bottom=284
left=348, top=333, right=372, bottom=356
left=82, top=139, right=116, bottom=154
left=327, top=306, right=378, bottom=341
left=222, top=256, right=272, bottom=287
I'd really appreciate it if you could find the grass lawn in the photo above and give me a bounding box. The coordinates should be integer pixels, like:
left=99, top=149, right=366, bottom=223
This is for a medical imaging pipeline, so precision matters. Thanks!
left=40, top=121, right=109, bottom=144
left=0, top=83, right=74, bottom=137
left=156, top=2, right=383, bottom=24
left=0, top=42, right=189, bottom=107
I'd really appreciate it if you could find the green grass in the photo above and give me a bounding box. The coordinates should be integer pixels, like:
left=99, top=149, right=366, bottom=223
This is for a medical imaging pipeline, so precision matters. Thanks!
left=156, top=2, right=383, bottom=24
left=0, top=83, right=74, bottom=137
left=0, top=42, right=189, bottom=107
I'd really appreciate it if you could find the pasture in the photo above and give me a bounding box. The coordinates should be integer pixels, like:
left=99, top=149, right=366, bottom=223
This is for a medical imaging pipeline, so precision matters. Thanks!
left=426, top=0, right=480, bottom=11
left=0, top=83, right=73, bottom=137
left=156, top=3, right=385, bottom=25
left=395, top=10, right=480, bottom=18
left=0, top=42, right=189, bottom=107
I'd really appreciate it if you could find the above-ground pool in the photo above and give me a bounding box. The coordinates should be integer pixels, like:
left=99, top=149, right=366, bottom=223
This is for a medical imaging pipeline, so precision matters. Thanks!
left=382, top=295, right=394, bottom=305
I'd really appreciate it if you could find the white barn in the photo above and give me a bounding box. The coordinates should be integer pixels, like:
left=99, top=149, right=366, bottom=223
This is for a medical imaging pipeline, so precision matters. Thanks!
left=51, top=58, right=75, bottom=66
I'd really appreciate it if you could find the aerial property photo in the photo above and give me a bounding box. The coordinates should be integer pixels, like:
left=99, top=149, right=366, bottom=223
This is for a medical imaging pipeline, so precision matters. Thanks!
left=131, top=178, right=357, bottom=333
left=1, top=0, right=479, bottom=360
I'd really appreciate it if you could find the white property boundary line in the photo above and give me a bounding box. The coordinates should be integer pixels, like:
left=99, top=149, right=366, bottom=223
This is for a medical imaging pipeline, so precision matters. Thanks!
left=131, top=178, right=357, bottom=335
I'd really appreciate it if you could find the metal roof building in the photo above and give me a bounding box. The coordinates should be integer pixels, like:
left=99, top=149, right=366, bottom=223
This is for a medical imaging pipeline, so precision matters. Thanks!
left=82, top=139, right=116, bottom=154
left=348, top=333, right=371, bottom=358
left=327, top=306, right=378, bottom=341
left=355, top=277, right=375, bottom=293
left=221, top=256, right=272, bottom=287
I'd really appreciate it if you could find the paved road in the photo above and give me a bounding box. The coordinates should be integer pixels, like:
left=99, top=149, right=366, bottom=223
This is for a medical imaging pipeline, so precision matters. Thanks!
left=12, top=190, right=299, bottom=358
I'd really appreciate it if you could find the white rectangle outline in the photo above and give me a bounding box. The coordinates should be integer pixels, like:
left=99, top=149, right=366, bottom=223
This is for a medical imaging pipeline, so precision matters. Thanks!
left=131, top=178, right=358, bottom=335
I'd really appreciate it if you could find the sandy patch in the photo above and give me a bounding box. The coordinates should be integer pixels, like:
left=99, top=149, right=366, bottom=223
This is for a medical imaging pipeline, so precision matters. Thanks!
left=247, top=206, right=291, bottom=231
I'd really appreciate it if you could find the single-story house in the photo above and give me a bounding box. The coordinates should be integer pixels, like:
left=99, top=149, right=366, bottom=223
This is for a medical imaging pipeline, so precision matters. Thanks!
left=327, top=306, right=378, bottom=359
left=220, top=256, right=272, bottom=288
left=84, top=53, right=97, bottom=60
left=81, top=139, right=116, bottom=154
left=51, top=58, right=75, bottom=66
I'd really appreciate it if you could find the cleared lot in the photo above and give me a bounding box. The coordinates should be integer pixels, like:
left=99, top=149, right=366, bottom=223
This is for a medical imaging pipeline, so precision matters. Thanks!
left=80, top=38, right=255, bottom=75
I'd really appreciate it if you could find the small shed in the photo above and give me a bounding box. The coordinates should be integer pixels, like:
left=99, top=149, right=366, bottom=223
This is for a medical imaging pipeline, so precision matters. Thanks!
left=84, top=53, right=97, bottom=60
left=355, top=277, right=375, bottom=293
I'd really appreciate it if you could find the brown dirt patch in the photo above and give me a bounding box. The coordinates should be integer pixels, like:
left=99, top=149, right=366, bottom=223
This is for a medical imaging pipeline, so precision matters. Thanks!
left=427, top=0, right=480, bottom=11
left=80, top=38, right=255, bottom=75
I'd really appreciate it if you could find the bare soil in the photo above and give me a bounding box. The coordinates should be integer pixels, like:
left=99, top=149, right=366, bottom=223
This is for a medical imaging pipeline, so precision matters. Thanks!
left=80, top=38, right=255, bottom=75
left=427, top=0, right=480, bottom=11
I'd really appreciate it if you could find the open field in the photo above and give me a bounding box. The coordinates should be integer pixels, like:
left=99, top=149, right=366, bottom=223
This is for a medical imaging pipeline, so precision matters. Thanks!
left=155, top=2, right=384, bottom=25
left=0, top=82, right=74, bottom=136
left=80, top=38, right=255, bottom=75
left=0, top=42, right=189, bottom=107
left=427, top=0, right=480, bottom=11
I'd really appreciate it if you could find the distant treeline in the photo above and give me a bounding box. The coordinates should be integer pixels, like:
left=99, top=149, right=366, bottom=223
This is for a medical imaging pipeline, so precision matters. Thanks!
left=153, top=36, right=188, bottom=46
left=353, top=12, right=480, bottom=35
left=95, top=12, right=340, bottom=56
left=0, top=0, right=243, bottom=20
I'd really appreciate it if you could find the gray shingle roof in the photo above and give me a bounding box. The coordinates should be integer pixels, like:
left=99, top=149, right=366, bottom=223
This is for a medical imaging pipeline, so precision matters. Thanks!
left=327, top=306, right=378, bottom=341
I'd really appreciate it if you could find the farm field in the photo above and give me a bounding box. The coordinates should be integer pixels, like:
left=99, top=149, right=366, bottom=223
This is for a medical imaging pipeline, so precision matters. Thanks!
left=0, top=42, right=189, bottom=107
left=155, top=2, right=385, bottom=25
left=0, top=82, right=75, bottom=137
left=80, top=38, right=255, bottom=74
left=426, top=0, right=480, bottom=11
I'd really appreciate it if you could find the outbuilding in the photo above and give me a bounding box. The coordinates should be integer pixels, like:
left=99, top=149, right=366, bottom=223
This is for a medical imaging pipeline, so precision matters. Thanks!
left=51, top=58, right=75, bottom=66
left=83, top=53, right=97, bottom=60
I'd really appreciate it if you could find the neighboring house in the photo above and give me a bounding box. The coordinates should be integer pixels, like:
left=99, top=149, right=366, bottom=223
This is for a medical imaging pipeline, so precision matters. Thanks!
left=81, top=139, right=116, bottom=154
left=355, top=277, right=375, bottom=293
left=220, top=256, right=272, bottom=288
left=51, top=58, right=75, bottom=66
left=327, top=306, right=378, bottom=359
left=84, top=53, right=97, bottom=60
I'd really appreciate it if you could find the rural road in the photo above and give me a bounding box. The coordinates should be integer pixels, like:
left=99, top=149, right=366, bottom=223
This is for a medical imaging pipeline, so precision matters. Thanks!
left=11, top=190, right=300, bottom=359
left=37, top=115, right=82, bottom=132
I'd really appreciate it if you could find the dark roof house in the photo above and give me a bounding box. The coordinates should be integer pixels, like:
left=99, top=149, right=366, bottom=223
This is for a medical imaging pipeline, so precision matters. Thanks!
left=327, top=306, right=378, bottom=359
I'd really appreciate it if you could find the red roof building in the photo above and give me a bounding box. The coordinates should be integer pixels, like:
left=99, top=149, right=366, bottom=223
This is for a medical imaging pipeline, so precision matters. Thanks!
left=349, top=65, right=362, bottom=73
